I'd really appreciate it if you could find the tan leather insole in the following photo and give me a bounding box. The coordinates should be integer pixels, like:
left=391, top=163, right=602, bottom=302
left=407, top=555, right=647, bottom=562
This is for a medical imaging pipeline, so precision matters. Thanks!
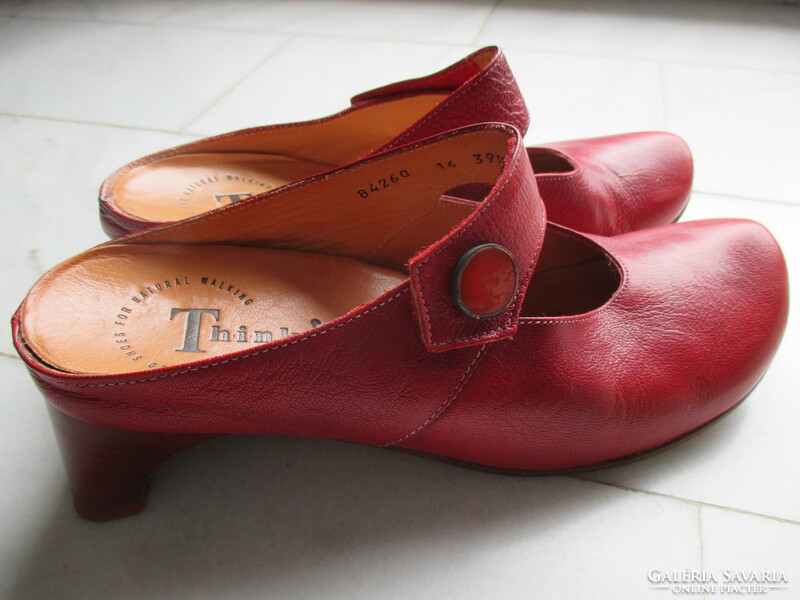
left=21, top=245, right=406, bottom=375
left=113, top=153, right=335, bottom=222
left=134, top=129, right=513, bottom=273
left=108, top=93, right=450, bottom=223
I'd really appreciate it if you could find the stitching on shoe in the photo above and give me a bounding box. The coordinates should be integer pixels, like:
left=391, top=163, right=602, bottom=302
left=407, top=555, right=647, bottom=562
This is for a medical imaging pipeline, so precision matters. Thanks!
left=535, top=172, right=581, bottom=183
left=518, top=240, right=630, bottom=326
left=110, top=57, right=501, bottom=197
left=382, top=57, right=502, bottom=152
left=51, top=288, right=409, bottom=388
left=380, top=343, right=489, bottom=447
left=420, top=220, right=545, bottom=348
left=414, top=154, right=539, bottom=347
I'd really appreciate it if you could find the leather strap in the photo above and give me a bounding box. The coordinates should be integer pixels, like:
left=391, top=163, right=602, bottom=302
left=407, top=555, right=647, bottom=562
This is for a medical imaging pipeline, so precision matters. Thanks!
left=353, top=47, right=530, bottom=154
left=408, top=124, right=546, bottom=352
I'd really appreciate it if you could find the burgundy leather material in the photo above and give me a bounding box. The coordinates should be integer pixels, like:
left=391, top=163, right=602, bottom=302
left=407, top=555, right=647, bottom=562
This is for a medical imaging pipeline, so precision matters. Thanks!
left=355, top=47, right=530, bottom=154
left=352, top=47, right=503, bottom=104
left=408, top=131, right=545, bottom=352
left=396, top=219, right=788, bottom=469
left=15, top=125, right=788, bottom=471
left=531, top=132, right=693, bottom=236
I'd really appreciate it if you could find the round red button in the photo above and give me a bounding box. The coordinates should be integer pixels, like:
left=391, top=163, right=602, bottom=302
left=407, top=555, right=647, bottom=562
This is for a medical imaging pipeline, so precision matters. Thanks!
left=452, top=244, right=518, bottom=319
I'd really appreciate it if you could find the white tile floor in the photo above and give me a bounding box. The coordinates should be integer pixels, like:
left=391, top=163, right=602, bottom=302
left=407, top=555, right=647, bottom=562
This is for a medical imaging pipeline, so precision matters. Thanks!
left=0, top=1, right=798, bottom=599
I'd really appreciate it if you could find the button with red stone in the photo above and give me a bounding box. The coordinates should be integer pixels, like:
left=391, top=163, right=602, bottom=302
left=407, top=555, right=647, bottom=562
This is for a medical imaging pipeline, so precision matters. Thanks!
left=452, top=244, right=518, bottom=319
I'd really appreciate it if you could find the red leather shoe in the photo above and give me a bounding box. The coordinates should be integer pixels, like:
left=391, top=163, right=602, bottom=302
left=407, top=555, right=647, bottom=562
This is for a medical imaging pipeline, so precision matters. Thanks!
left=98, top=46, right=691, bottom=238
left=13, top=124, right=785, bottom=521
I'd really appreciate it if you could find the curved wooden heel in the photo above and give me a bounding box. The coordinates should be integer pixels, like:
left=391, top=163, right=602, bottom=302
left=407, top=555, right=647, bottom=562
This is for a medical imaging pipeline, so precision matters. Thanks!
left=47, top=406, right=218, bottom=522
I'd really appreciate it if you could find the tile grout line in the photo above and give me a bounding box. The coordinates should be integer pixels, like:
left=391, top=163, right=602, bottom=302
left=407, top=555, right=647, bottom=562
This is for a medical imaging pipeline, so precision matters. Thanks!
left=150, top=0, right=195, bottom=25
left=27, top=248, right=44, bottom=277
left=5, top=13, right=800, bottom=77
left=3, top=13, right=477, bottom=53
left=470, top=0, right=501, bottom=45
left=0, top=352, right=23, bottom=362
left=693, top=189, right=800, bottom=208
left=697, top=505, right=706, bottom=579
left=698, top=505, right=711, bottom=600
left=501, top=44, right=800, bottom=77
left=0, top=111, right=201, bottom=137
left=569, top=476, right=800, bottom=527
left=178, top=35, right=295, bottom=133
left=657, top=61, right=670, bottom=130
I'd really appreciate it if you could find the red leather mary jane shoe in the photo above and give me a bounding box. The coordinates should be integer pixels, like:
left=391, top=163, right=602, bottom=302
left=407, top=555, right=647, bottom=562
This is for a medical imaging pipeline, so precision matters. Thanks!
left=14, top=124, right=785, bottom=521
left=99, top=46, right=691, bottom=238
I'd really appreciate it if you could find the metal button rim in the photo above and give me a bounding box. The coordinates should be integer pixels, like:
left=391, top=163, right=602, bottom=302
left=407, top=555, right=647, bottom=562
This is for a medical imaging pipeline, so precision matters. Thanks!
left=451, top=243, right=519, bottom=320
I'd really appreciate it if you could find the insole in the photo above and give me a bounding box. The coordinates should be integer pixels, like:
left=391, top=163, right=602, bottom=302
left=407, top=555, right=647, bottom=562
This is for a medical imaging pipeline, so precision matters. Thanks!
left=21, top=244, right=406, bottom=375
left=108, top=93, right=453, bottom=224
left=111, top=153, right=334, bottom=222
left=111, top=148, right=578, bottom=224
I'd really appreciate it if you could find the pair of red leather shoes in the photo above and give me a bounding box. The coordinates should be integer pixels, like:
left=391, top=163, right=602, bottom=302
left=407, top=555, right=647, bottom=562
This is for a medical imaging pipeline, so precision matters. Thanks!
left=12, top=47, right=788, bottom=521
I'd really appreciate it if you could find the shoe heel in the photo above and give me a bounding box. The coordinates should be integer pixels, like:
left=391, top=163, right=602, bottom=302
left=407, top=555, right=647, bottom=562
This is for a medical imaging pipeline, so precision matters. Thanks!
left=47, top=406, right=217, bottom=521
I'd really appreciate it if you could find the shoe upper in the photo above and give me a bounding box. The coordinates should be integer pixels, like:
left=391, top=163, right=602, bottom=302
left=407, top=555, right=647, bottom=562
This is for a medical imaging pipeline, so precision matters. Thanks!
left=396, top=219, right=788, bottom=469
left=13, top=124, right=788, bottom=471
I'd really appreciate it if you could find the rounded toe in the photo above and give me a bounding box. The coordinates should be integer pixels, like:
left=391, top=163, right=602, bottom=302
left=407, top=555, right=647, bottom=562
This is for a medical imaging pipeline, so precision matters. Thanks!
left=636, top=131, right=693, bottom=225
left=539, top=131, right=694, bottom=235
left=615, top=218, right=788, bottom=422
left=606, top=131, right=694, bottom=232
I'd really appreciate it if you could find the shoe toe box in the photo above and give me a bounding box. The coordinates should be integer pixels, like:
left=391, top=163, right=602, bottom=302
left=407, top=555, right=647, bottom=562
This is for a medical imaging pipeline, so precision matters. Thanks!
left=607, top=218, right=788, bottom=423
left=542, top=131, right=694, bottom=235
left=601, top=131, right=694, bottom=233
left=395, top=219, right=788, bottom=471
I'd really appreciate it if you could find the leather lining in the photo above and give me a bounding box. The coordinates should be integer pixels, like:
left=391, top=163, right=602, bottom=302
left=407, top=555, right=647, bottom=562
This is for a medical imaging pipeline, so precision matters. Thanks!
left=522, top=227, right=620, bottom=317
left=107, top=94, right=449, bottom=223
left=113, top=153, right=334, bottom=222
left=129, top=130, right=511, bottom=272
left=527, top=148, right=576, bottom=174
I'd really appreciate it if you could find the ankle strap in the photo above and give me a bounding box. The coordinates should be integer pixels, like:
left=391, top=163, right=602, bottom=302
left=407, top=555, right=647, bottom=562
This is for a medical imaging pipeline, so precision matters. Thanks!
left=407, top=124, right=545, bottom=351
